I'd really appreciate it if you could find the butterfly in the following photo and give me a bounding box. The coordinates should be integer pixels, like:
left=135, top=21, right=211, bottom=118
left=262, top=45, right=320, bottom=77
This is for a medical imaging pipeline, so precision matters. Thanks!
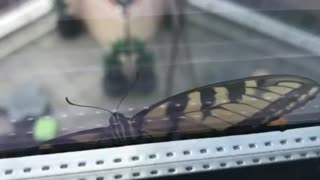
left=38, top=75, right=320, bottom=151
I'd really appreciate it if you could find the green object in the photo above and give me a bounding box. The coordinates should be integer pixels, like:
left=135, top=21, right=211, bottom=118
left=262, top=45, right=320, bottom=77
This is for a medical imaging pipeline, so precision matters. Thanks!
left=103, top=39, right=156, bottom=96
left=33, top=116, right=58, bottom=142
left=104, top=39, right=154, bottom=68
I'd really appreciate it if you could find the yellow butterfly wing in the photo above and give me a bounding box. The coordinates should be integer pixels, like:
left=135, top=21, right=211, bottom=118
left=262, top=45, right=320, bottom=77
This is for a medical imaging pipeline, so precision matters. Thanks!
left=134, top=75, right=319, bottom=137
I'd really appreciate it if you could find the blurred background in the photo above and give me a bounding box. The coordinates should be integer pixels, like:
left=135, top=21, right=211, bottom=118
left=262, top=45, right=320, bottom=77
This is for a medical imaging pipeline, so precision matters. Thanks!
left=1, top=0, right=320, bottom=150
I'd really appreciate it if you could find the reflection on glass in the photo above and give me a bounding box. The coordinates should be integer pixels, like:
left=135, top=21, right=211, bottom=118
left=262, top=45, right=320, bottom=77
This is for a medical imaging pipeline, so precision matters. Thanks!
left=0, top=0, right=320, bottom=156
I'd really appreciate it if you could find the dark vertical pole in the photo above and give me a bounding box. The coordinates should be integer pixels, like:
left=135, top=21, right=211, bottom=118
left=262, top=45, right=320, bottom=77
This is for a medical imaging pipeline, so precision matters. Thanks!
left=165, top=0, right=197, bottom=97
left=180, top=1, right=197, bottom=87
left=118, top=0, right=133, bottom=51
left=165, top=0, right=182, bottom=97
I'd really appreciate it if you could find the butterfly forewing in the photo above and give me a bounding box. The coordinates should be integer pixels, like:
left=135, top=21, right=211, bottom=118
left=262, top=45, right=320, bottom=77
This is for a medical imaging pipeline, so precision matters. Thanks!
left=135, top=75, right=320, bottom=136
left=39, top=75, right=319, bottom=150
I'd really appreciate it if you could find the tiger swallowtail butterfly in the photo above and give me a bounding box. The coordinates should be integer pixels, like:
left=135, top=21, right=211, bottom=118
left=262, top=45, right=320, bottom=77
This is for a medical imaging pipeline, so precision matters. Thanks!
left=39, top=75, right=320, bottom=150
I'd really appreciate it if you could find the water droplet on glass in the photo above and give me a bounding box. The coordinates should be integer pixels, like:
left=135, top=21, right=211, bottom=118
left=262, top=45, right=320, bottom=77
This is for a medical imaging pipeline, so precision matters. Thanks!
left=27, top=117, right=34, bottom=121
left=191, top=102, right=197, bottom=106
left=192, top=114, right=201, bottom=118
left=241, top=111, right=248, bottom=115
left=77, top=112, right=85, bottom=116
left=8, top=133, right=16, bottom=136
left=265, top=96, right=272, bottom=100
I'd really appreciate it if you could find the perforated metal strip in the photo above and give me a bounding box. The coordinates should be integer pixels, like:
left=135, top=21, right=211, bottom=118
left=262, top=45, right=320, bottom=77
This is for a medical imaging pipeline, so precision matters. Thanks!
left=1, top=126, right=320, bottom=180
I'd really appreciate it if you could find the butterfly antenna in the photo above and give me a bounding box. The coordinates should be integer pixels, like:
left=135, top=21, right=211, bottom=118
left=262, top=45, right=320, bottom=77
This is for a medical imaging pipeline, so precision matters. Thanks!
left=66, top=97, right=113, bottom=115
left=116, top=72, right=140, bottom=112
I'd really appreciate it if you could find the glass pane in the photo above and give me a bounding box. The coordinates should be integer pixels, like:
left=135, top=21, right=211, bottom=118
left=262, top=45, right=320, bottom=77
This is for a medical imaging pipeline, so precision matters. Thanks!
left=0, top=0, right=320, bottom=156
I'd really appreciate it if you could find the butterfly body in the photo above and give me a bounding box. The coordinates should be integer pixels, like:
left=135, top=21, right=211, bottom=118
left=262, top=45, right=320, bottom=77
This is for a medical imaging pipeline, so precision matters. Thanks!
left=40, top=75, right=320, bottom=150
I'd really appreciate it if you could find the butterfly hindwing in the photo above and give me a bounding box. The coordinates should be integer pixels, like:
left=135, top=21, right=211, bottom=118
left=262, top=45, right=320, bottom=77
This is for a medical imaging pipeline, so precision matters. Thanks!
left=134, top=75, right=319, bottom=136
left=39, top=127, right=111, bottom=150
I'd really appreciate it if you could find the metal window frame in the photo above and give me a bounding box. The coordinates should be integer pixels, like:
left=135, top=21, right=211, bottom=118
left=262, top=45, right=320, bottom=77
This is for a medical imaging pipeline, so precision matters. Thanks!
left=189, top=0, right=320, bottom=57
left=0, top=0, right=54, bottom=60
left=0, top=0, right=52, bottom=39
left=1, top=126, right=320, bottom=180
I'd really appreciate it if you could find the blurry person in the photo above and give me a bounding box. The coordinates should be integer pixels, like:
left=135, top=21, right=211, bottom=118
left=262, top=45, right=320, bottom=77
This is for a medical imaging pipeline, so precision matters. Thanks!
left=54, top=0, right=168, bottom=44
